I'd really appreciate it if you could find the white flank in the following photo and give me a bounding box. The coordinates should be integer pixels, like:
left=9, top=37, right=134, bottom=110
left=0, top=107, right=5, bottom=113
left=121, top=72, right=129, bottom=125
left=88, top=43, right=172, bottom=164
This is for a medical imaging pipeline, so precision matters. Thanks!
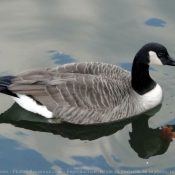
left=148, top=51, right=163, bottom=65
left=12, top=94, right=53, bottom=118
left=140, top=83, right=163, bottom=109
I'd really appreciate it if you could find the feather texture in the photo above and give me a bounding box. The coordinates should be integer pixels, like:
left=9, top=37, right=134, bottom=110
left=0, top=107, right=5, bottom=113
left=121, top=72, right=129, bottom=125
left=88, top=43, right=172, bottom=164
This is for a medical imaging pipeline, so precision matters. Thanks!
left=8, top=62, right=154, bottom=124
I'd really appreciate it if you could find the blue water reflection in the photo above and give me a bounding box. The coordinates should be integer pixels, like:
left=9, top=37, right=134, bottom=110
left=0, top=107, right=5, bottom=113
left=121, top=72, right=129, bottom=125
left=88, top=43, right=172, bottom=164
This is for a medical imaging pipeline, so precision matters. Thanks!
left=112, top=155, right=121, bottom=163
left=145, top=18, right=166, bottom=27
left=0, top=138, right=55, bottom=175
left=120, top=63, right=156, bottom=72
left=48, top=51, right=76, bottom=65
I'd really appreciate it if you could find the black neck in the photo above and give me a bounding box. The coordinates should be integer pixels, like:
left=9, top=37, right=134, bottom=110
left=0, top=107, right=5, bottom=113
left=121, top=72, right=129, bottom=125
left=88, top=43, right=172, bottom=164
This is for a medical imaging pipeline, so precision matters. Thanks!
left=131, top=57, right=156, bottom=95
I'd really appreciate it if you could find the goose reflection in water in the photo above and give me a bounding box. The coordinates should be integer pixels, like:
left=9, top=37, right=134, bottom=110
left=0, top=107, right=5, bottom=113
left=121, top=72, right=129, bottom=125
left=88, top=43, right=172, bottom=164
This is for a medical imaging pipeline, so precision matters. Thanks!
left=0, top=103, right=173, bottom=159
left=129, top=109, right=170, bottom=159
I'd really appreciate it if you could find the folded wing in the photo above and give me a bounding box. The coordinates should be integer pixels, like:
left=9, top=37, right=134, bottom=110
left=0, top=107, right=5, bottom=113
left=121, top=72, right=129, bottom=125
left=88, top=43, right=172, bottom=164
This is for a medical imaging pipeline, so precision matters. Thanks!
left=8, top=62, right=131, bottom=124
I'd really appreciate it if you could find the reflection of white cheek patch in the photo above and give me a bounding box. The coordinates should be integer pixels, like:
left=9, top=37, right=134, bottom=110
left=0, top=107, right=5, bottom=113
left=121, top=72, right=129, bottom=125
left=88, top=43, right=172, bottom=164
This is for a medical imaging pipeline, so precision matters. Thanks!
left=149, top=51, right=163, bottom=65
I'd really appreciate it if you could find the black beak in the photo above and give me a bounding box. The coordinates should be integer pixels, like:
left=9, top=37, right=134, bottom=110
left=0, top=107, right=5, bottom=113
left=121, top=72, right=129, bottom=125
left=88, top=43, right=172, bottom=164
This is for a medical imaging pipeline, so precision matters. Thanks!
left=166, top=56, right=175, bottom=66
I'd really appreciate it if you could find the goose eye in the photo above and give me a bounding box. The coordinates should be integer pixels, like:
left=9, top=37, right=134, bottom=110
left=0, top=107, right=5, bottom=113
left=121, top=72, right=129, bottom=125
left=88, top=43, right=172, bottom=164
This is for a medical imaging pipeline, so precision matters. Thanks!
left=158, top=53, right=163, bottom=57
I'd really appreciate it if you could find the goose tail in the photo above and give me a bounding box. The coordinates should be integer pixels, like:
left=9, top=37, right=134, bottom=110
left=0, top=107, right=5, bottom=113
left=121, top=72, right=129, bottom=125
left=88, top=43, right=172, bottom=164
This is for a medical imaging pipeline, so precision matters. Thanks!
left=0, top=76, right=17, bottom=97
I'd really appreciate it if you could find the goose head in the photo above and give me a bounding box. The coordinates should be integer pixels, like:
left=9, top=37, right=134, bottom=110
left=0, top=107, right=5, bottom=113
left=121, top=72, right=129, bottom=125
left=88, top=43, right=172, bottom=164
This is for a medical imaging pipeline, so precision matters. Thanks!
left=134, top=43, right=175, bottom=66
left=132, top=43, right=175, bottom=95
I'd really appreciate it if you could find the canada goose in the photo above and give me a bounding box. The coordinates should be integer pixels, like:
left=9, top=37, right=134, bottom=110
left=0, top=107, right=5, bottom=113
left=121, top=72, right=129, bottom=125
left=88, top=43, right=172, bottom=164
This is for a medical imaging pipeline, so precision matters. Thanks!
left=0, top=43, right=174, bottom=124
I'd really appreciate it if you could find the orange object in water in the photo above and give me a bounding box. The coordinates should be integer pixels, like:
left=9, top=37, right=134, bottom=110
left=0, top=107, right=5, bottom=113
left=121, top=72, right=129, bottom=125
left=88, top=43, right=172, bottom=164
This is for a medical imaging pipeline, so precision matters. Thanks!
left=161, top=126, right=175, bottom=142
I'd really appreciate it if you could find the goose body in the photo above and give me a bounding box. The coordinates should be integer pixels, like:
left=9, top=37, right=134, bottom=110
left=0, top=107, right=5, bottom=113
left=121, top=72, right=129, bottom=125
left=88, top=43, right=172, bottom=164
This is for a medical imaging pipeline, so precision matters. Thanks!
left=0, top=43, right=175, bottom=124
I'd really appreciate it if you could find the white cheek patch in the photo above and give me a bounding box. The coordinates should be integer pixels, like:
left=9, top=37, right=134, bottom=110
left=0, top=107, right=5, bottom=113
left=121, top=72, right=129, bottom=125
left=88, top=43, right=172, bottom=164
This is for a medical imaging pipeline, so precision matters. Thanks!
left=148, top=51, right=163, bottom=65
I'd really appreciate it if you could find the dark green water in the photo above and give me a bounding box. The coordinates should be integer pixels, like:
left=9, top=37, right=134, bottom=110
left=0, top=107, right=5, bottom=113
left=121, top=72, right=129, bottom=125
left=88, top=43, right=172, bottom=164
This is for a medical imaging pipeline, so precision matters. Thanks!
left=0, top=1, right=175, bottom=174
